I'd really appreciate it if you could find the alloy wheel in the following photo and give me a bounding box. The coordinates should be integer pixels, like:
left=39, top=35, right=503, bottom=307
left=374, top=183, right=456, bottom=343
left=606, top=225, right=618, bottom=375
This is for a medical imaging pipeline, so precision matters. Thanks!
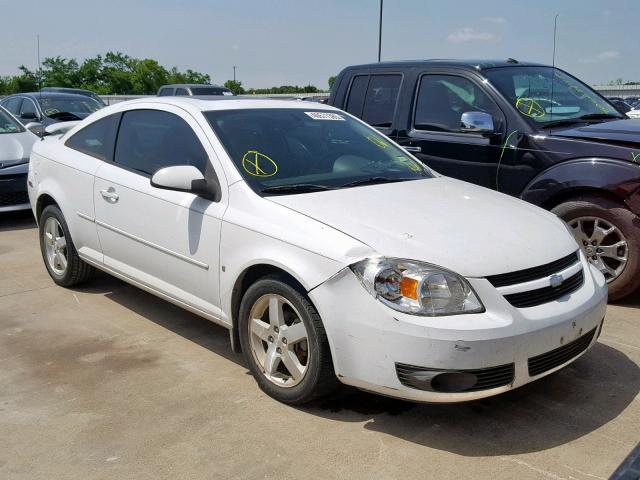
left=43, top=217, right=68, bottom=276
left=569, top=216, right=628, bottom=283
left=248, top=294, right=309, bottom=387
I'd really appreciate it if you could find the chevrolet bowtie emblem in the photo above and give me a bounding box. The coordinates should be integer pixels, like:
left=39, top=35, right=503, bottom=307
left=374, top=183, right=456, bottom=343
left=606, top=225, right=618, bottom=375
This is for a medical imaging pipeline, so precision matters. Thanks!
left=549, top=274, right=563, bottom=288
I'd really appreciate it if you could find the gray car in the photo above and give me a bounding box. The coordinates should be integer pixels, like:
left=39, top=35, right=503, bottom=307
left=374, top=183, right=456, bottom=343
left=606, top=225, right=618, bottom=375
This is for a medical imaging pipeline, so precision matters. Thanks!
left=0, top=106, right=37, bottom=212
left=157, top=84, right=233, bottom=96
left=0, top=92, right=103, bottom=127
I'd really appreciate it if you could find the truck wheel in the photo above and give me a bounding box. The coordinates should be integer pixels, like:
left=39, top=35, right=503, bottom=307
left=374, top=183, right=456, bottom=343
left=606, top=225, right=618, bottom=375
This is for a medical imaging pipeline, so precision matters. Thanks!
left=238, top=275, right=338, bottom=405
left=552, top=195, right=640, bottom=301
left=39, top=205, right=94, bottom=287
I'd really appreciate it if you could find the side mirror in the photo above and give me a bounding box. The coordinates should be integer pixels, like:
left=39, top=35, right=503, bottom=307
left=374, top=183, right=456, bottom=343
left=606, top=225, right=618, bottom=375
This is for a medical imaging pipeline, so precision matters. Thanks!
left=151, top=165, right=218, bottom=200
left=460, top=111, right=495, bottom=134
left=21, top=111, right=40, bottom=121
left=25, top=122, right=46, bottom=138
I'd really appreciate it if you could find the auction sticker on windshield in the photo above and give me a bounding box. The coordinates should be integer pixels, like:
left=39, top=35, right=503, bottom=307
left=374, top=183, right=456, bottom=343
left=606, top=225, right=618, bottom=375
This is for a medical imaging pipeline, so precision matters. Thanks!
left=304, top=111, right=345, bottom=121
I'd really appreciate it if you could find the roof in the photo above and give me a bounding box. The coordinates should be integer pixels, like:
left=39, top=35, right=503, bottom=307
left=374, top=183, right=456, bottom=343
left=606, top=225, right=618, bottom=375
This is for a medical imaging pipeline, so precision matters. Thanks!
left=160, top=84, right=230, bottom=89
left=342, top=59, right=547, bottom=71
left=10, top=92, right=102, bottom=101
left=127, top=96, right=334, bottom=110
left=42, top=87, right=95, bottom=93
left=89, top=97, right=337, bottom=121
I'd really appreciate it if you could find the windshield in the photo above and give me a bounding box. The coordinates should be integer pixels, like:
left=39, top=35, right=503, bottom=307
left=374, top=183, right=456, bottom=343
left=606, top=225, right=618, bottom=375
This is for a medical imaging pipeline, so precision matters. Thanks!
left=484, top=66, right=622, bottom=126
left=38, top=97, right=102, bottom=117
left=0, top=107, right=24, bottom=134
left=205, top=108, right=433, bottom=194
left=191, top=87, right=233, bottom=96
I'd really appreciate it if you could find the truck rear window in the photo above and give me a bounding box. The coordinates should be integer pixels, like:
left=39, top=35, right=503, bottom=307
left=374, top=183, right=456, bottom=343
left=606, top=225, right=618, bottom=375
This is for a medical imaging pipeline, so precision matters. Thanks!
left=345, top=74, right=401, bottom=128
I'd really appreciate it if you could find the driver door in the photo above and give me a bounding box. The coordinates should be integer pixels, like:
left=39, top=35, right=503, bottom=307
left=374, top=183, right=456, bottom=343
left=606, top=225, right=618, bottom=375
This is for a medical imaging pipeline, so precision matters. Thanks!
left=397, top=73, right=505, bottom=189
left=93, top=106, right=226, bottom=318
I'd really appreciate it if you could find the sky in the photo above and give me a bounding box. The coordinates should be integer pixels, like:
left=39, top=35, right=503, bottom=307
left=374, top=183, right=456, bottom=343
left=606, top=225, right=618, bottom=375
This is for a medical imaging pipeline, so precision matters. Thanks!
left=1, top=0, right=638, bottom=89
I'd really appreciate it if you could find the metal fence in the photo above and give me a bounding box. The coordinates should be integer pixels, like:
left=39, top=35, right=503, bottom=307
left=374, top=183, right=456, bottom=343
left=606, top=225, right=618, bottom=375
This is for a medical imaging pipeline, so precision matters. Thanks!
left=99, top=92, right=330, bottom=105
left=3, top=86, right=639, bottom=105
left=590, top=85, right=640, bottom=98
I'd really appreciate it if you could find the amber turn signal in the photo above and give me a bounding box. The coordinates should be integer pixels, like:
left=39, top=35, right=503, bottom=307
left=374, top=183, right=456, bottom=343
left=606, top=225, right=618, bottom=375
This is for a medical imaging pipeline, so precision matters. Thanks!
left=400, top=277, right=419, bottom=300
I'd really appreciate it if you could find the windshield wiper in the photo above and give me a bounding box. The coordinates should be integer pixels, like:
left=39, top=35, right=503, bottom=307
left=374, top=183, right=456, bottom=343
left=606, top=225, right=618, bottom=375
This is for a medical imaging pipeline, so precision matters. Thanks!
left=47, top=111, right=81, bottom=121
left=576, top=113, right=623, bottom=121
left=542, top=113, right=622, bottom=129
left=338, top=176, right=410, bottom=189
left=261, top=184, right=335, bottom=195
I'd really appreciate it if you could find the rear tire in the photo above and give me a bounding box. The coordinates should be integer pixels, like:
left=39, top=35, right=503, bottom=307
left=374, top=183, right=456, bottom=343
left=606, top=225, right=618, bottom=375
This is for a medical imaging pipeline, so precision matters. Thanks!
left=238, top=275, right=338, bottom=404
left=39, top=205, right=94, bottom=287
left=552, top=195, right=640, bottom=301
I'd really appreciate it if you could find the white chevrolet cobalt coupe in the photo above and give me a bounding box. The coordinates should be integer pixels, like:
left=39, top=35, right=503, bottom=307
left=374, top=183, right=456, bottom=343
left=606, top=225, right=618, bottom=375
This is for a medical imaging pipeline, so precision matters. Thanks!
left=28, top=98, right=607, bottom=404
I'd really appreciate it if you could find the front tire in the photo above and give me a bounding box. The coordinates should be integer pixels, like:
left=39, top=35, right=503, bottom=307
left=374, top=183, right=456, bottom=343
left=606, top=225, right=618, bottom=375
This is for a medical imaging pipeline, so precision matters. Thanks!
left=238, top=275, right=338, bottom=404
left=552, top=195, right=640, bottom=300
left=39, top=205, right=94, bottom=287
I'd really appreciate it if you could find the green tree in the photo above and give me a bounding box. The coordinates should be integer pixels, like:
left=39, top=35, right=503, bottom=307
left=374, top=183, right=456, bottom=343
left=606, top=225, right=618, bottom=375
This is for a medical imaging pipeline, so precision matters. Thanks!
left=77, top=55, right=105, bottom=92
left=101, top=52, right=136, bottom=94
left=8, top=66, right=38, bottom=93
left=328, top=75, right=336, bottom=90
left=224, top=80, right=245, bottom=95
left=41, top=56, right=80, bottom=87
left=132, top=59, right=169, bottom=94
left=0, top=51, right=212, bottom=95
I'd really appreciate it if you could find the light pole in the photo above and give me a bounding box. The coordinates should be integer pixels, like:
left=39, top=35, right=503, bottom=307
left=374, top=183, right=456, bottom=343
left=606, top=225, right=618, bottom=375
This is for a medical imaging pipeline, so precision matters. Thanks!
left=378, top=0, right=383, bottom=62
left=233, top=66, right=237, bottom=82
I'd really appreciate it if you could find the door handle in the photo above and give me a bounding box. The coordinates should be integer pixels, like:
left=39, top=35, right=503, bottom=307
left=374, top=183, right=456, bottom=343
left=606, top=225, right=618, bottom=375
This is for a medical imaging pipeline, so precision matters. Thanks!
left=404, top=146, right=422, bottom=153
left=100, top=188, right=119, bottom=202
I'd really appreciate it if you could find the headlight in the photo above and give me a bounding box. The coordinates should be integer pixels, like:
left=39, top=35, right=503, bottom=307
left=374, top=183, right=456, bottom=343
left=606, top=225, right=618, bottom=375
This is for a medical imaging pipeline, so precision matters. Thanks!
left=351, top=258, right=484, bottom=316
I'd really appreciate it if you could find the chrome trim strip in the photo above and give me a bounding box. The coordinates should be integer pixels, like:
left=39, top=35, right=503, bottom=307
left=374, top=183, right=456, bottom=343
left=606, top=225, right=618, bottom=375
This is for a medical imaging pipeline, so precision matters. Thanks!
left=76, top=211, right=95, bottom=222
left=95, top=220, right=209, bottom=270
left=496, top=261, right=583, bottom=296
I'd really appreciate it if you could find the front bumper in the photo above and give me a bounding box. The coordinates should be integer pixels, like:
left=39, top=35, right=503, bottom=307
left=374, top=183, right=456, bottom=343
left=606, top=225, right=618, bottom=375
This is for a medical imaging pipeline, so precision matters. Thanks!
left=0, top=163, right=29, bottom=212
left=309, top=255, right=607, bottom=403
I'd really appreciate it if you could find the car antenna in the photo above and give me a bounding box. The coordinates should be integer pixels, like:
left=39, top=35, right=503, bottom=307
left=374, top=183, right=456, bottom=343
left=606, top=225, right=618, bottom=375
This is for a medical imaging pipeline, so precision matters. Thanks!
left=37, top=34, right=42, bottom=102
left=550, top=15, right=559, bottom=126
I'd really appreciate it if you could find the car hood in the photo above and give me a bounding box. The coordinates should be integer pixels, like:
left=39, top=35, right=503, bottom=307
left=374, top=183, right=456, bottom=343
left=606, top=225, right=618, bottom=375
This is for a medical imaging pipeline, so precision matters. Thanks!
left=549, top=118, right=640, bottom=147
left=0, top=131, right=37, bottom=166
left=268, top=177, right=577, bottom=278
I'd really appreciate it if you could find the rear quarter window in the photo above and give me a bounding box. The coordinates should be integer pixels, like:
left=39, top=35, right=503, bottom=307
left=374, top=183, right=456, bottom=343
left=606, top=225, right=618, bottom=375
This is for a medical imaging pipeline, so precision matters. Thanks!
left=65, top=113, right=120, bottom=161
left=345, top=75, right=369, bottom=117
left=361, top=74, right=402, bottom=127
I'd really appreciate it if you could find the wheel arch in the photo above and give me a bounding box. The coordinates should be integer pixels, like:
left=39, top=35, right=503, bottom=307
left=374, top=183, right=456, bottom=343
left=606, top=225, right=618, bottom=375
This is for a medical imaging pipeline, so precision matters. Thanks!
left=520, top=158, right=640, bottom=210
left=35, top=192, right=59, bottom=224
left=229, top=263, right=307, bottom=353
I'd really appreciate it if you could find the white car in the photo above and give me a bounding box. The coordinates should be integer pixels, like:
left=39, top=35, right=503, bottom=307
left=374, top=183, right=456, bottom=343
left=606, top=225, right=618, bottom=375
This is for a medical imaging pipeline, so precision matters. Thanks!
left=27, top=98, right=608, bottom=404
left=627, top=107, right=640, bottom=119
left=0, top=106, right=38, bottom=212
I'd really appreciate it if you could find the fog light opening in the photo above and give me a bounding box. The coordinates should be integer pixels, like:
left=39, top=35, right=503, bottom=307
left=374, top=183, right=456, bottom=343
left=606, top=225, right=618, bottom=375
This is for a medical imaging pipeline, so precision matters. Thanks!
left=430, top=372, right=478, bottom=393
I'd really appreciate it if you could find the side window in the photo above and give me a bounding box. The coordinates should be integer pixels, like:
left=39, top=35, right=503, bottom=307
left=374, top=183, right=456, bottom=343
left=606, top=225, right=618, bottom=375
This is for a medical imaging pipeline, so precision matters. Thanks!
left=175, top=88, right=189, bottom=96
left=65, top=113, right=120, bottom=161
left=345, top=75, right=369, bottom=117
left=114, top=110, right=208, bottom=176
left=4, top=97, right=22, bottom=115
left=414, top=75, right=502, bottom=132
left=20, top=99, right=37, bottom=116
left=361, top=74, right=402, bottom=127
left=158, top=88, right=173, bottom=96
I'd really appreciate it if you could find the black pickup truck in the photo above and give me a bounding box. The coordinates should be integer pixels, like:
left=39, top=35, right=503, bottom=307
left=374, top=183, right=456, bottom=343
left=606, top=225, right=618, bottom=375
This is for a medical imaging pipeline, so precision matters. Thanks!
left=329, top=59, right=640, bottom=300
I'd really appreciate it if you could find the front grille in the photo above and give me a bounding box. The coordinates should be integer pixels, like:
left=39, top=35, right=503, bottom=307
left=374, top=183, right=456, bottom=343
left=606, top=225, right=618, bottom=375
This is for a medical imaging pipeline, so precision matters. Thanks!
left=486, top=251, right=579, bottom=287
left=528, top=327, right=596, bottom=377
left=0, top=191, right=29, bottom=207
left=504, top=270, right=584, bottom=308
left=396, top=362, right=514, bottom=392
